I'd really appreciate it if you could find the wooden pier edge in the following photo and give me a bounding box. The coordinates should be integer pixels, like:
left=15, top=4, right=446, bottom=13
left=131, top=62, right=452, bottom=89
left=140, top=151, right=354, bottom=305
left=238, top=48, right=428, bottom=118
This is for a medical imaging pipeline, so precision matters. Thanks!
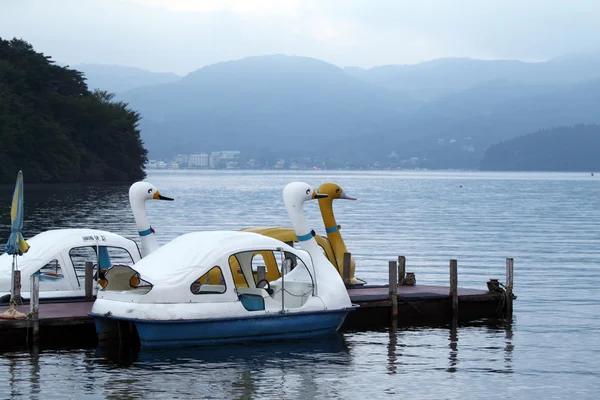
left=1, top=256, right=516, bottom=347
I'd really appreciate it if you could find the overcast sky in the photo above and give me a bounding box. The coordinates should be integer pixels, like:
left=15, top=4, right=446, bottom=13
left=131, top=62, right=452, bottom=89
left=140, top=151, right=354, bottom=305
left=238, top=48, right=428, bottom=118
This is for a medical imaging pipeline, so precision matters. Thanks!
left=1, top=0, right=599, bottom=75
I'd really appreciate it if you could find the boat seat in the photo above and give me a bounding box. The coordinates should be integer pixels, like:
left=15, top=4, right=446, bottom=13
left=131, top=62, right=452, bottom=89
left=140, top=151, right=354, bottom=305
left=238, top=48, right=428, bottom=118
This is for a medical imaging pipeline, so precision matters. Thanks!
left=237, top=287, right=269, bottom=311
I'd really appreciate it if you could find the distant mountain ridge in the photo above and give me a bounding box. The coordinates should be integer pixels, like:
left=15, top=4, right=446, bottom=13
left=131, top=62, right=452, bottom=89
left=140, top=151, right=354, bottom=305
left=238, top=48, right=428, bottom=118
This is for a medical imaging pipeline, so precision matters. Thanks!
left=73, top=64, right=181, bottom=93
left=87, top=52, right=600, bottom=169
left=116, top=54, right=422, bottom=159
left=345, top=54, right=600, bottom=101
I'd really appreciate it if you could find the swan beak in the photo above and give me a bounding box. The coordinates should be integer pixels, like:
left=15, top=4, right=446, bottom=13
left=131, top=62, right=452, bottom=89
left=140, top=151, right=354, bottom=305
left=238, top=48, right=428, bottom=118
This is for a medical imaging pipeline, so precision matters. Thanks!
left=340, top=191, right=357, bottom=201
left=313, top=192, right=328, bottom=199
left=153, top=191, right=174, bottom=201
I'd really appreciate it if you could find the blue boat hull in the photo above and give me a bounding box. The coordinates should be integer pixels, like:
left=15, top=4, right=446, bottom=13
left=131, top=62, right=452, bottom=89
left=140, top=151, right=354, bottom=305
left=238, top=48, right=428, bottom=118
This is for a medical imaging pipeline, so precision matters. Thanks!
left=93, top=308, right=354, bottom=348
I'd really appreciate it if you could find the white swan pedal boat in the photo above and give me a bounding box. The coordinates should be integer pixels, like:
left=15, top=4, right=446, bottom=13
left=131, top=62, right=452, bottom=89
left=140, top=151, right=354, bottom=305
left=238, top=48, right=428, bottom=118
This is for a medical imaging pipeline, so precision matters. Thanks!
left=90, top=230, right=356, bottom=347
left=0, top=229, right=141, bottom=304
left=0, top=181, right=172, bottom=305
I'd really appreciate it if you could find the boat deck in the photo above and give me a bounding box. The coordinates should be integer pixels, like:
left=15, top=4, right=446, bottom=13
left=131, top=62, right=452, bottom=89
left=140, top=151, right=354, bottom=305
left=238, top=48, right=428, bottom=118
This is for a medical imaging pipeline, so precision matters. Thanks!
left=348, top=284, right=489, bottom=302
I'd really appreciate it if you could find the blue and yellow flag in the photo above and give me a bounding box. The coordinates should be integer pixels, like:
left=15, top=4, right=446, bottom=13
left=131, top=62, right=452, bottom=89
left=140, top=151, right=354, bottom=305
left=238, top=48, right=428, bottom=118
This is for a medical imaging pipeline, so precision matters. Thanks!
left=4, top=170, right=30, bottom=255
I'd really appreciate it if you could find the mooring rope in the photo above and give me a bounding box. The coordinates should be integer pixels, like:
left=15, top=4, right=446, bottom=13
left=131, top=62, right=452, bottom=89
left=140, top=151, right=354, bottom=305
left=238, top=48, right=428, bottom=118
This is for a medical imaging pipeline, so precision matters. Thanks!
left=487, top=279, right=510, bottom=315
left=400, top=272, right=416, bottom=286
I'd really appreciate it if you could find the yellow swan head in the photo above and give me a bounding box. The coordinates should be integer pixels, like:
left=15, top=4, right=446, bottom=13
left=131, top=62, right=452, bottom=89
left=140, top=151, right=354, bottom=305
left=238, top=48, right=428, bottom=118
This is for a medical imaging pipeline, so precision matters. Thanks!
left=317, top=182, right=357, bottom=201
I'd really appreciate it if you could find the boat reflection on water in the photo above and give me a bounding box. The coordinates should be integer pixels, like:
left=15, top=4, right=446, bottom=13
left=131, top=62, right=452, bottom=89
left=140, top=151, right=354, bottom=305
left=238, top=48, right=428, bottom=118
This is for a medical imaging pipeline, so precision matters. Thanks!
left=94, top=333, right=352, bottom=399
left=95, top=331, right=350, bottom=367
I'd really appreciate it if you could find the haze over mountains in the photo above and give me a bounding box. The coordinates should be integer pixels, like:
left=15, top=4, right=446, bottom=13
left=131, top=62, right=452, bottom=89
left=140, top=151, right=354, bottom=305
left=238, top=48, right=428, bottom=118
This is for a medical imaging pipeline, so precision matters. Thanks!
left=73, top=64, right=181, bottom=93
left=75, top=53, right=600, bottom=169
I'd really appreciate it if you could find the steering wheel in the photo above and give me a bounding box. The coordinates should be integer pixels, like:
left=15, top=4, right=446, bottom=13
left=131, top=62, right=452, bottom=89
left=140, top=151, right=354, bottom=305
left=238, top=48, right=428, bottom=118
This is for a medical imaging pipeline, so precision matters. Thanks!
left=256, top=279, right=273, bottom=295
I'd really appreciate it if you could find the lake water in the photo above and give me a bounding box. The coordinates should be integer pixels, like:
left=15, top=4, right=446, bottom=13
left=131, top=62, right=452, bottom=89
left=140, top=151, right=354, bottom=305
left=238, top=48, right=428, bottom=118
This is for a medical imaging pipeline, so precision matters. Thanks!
left=0, top=170, right=599, bottom=399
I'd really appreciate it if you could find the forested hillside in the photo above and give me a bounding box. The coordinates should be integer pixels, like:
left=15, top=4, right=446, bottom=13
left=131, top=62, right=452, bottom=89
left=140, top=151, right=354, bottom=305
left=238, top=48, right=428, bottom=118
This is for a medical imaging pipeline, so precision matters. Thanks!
left=480, top=124, right=600, bottom=171
left=0, top=38, right=147, bottom=183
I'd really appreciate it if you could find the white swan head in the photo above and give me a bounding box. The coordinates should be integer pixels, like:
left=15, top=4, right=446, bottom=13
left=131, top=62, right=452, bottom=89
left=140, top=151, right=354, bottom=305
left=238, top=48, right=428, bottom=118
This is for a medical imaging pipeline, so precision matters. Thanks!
left=283, top=182, right=327, bottom=208
left=129, top=181, right=174, bottom=257
left=129, top=182, right=174, bottom=204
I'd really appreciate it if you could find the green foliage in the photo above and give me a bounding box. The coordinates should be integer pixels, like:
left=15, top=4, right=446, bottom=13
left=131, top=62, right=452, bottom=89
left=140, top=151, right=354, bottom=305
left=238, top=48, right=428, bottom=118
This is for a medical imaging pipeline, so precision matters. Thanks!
left=0, top=38, right=147, bottom=183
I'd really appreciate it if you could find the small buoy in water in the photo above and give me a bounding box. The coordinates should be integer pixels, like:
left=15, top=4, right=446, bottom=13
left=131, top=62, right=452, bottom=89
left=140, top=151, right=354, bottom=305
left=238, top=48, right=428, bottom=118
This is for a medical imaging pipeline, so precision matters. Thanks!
left=459, top=184, right=463, bottom=188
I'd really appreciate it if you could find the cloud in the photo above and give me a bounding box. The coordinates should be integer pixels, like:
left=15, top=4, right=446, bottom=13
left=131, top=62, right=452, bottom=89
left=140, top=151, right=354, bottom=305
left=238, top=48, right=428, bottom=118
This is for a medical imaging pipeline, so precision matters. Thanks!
left=135, top=0, right=303, bottom=16
left=1, top=0, right=599, bottom=74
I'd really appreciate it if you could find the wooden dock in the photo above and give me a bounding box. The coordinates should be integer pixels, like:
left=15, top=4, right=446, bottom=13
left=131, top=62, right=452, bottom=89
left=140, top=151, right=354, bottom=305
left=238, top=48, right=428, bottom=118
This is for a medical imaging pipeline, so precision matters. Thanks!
left=345, top=284, right=506, bottom=329
left=0, top=257, right=515, bottom=347
left=0, top=286, right=511, bottom=348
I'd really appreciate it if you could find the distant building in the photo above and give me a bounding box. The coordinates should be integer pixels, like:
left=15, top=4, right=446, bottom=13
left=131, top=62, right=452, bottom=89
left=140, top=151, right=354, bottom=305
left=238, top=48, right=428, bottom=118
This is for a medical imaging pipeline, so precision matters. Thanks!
left=275, top=159, right=285, bottom=169
left=209, top=152, right=221, bottom=168
left=188, top=153, right=209, bottom=168
left=174, top=154, right=188, bottom=166
left=220, top=151, right=241, bottom=160
left=209, top=151, right=240, bottom=168
left=145, top=160, right=158, bottom=169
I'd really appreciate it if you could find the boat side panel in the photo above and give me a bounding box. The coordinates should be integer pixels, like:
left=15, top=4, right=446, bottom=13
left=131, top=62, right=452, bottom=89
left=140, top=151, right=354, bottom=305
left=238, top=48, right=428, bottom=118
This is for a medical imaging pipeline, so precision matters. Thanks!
left=98, top=309, right=351, bottom=347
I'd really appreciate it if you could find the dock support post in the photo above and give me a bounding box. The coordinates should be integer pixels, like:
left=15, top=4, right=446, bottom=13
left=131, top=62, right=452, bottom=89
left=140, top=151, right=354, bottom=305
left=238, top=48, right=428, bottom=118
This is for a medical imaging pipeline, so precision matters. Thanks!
left=397, top=256, right=406, bottom=284
left=85, top=261, right=94, bottom=301
left=257, top=265, right=266, bottom=285
left=30, top=272, right=40, bottom=342
left=343, top=252, right=351, bottom=285
left=505, top=258, right=514, bottom=321
left=12, top=270, right=22, bottom=304
left=389, top=260, right=398, bottom=320
left=449, top=259, right=458, bottom=321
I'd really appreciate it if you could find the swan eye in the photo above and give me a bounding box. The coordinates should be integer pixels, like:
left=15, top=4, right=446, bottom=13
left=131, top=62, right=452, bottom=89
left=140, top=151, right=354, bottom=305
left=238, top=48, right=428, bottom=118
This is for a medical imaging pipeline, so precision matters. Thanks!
left=147, top=189, right=152, bottom=194
left=305, top=189, right=310, bottom=195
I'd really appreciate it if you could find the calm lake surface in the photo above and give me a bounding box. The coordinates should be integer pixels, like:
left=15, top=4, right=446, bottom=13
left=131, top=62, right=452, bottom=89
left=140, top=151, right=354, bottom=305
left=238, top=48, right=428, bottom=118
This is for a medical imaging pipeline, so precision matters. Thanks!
left=0, top=170, right=599, bottom=399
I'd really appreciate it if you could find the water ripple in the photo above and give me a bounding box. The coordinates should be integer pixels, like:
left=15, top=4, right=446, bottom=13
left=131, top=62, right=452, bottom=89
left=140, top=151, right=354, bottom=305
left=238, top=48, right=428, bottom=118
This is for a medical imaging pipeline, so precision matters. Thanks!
left=0, top=170, right=599, bottom=399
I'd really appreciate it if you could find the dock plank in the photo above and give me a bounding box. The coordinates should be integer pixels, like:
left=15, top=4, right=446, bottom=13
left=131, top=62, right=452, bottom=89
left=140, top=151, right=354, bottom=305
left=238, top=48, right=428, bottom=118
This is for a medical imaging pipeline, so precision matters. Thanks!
left=0, top=302, right=94, bottom=329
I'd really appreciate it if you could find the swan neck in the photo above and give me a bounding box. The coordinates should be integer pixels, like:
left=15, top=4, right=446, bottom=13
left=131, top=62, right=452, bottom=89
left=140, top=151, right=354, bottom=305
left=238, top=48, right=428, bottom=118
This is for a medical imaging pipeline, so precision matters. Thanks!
left=286, top=201, right=321, bottom=254
left=318, top=198, right=337, bottom=231
left=131, top=197, right=158, bottom=257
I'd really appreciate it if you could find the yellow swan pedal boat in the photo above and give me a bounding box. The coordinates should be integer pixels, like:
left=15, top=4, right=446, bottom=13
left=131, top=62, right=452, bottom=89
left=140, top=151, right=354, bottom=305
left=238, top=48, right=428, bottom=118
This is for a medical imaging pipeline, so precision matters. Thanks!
left=241, top=182, right=364, bottom=286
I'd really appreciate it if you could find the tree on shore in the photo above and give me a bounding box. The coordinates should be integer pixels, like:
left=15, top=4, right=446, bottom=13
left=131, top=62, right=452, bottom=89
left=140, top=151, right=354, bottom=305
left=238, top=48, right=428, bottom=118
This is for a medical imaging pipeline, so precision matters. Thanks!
left=0, top=37, right=147, bottom=183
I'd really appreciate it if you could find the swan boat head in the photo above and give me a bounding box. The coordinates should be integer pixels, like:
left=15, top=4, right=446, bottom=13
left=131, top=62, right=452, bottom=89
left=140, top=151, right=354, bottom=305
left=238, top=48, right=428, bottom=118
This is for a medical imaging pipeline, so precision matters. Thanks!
left=317, top=182, right=357, bottom=203
left=283, top=182, right=352, bottom=308
left=129, top=181, right=174, bottom=257
left=316, top=182, right=363, bottom=286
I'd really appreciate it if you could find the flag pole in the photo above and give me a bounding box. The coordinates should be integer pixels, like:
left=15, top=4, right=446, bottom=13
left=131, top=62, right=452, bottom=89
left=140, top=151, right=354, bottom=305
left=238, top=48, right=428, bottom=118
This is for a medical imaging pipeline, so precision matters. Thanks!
left=10, top=254, right=15, bottom=302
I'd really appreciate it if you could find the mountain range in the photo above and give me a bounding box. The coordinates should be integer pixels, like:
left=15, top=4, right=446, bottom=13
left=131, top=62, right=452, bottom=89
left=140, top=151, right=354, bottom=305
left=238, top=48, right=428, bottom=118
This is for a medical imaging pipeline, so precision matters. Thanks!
left=74, top=53, right=600, bottom=169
